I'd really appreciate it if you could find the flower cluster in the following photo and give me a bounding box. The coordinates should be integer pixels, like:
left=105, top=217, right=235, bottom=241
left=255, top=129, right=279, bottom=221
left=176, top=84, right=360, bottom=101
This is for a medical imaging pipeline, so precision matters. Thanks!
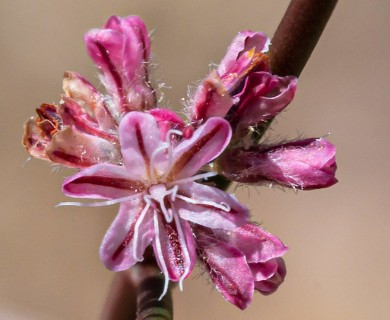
left=23, top=15, right=337, bottom=309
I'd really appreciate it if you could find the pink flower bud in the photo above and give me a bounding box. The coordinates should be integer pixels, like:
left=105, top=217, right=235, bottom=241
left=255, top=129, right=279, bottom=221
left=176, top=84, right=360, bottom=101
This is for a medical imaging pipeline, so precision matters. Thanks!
left=230, top=71, right=297, bottom=137
left=219, top=138, right=337, bottom=190
left=85, top=16, right=156, bottom=113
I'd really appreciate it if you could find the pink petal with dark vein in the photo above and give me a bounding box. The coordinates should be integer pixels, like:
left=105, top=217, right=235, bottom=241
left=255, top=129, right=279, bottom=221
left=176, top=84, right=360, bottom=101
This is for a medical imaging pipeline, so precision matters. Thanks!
left=46, top=127, right=121, bottom=168
left=191, top=71, right=233, bottom=122
left=100, top=198, right=154, bottom=271
left=153, top=213, right=196, bottom=282
left=62, top=163, right=145, bottom=199
left=58, top=96, right=118, bottom=143
left=63, top=71, right=117, bottom=131
left=169, top=117, right=231, bottom=180
left=119, top=112, right=166, bottom=183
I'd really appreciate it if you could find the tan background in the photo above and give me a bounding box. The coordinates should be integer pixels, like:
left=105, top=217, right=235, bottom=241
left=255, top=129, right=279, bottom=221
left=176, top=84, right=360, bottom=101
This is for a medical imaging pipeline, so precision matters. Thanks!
left=1, top=0, right=389, bottom=319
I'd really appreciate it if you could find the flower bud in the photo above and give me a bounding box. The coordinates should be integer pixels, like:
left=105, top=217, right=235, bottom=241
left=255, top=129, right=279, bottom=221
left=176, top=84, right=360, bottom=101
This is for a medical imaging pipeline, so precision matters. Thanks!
left=85, top=15, right=156, bottom=113
left=219, top=138, right=337, bottom=190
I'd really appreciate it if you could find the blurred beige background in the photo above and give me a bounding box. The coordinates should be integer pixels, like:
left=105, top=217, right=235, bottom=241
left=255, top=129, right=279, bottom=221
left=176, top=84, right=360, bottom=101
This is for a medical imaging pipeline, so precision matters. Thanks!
left=1, top=0, right=389, bottom=319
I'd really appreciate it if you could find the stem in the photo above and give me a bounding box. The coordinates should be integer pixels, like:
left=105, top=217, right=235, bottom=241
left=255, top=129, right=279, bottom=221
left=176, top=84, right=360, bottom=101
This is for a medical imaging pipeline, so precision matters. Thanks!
left=269, top=0, right=338, bottom=77
left=101, top=253, right=173, bottom=320
left=131, top=264, right=173, bottom=320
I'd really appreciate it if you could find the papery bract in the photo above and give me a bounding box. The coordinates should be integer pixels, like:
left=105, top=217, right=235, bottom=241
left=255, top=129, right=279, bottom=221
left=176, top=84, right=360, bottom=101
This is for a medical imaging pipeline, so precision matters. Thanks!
left=219, top=138, right=337, bottom=189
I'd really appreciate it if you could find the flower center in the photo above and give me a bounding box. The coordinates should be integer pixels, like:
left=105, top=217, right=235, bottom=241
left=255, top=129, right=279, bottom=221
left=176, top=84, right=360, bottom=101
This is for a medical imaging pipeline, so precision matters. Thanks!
left=145, top=183, right=178, bottom=223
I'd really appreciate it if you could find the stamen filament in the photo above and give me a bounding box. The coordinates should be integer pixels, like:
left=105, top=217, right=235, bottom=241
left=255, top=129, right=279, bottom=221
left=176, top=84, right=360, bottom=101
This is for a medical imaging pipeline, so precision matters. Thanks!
left=175, top=195, right=231, bottom=212
left=132, top=201, right=151, bottom=261
left=56, top=193, right=142, bottom=207
left=173, top=171, right=217, bottom=185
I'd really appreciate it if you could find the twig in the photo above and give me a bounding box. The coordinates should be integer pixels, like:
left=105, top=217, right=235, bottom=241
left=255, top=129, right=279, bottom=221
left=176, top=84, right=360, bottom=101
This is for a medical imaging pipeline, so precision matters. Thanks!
left=269, top=0, right=338, bottom=77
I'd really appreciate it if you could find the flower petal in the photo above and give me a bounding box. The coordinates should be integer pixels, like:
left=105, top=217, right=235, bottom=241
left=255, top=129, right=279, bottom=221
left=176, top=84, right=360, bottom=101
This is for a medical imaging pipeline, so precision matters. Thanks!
left=250, top=259, right=279, bottom=281
left=169, top=117, right=231, bottom=180
left=254, top=258, right=286, bottom=295
left=62, top=163, right=145, bottom=199
left=119, top=112, right=166, bottom=183
left=175, top=182, right=248, bottom=229
left=149, top=108, right=185, bottom=141
left=58, top=96, right=118, bottom=143
left=153, top=212, right=196, bottom=282
left=190, top=71, right=233, bottom=123
left=197, top=236, right=254, bottom=310
left=63, top=71, right=117, bottom=131
left=232, top=72, right=297, bottom=135
left=23, top=118, right=50, bottom=161
left=100, top=197, right=154, bottom=271
left=218, top=31, right=270, bottom=92
left=46, top=127, right=121, bottom=168
left=221, top=223, right=288, bottom=263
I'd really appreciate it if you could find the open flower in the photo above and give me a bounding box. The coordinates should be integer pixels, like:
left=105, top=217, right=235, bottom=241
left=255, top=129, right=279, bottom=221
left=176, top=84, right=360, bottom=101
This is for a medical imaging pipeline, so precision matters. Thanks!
left=60, top=111, right=249, bottom=296
left=196, top=223, right=287, bottom=309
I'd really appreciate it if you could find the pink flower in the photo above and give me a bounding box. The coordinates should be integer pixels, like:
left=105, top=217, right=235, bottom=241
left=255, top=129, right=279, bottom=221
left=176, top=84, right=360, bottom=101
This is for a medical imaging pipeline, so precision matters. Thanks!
left=196, top=223, right=287, bottom=309
left=60, top=112, right=249, bottom=296
left=189, top=30, right=297, bottom=141
left=218, top=138, right=337, bottom=189
left=23, top=16, right=156, bottom=168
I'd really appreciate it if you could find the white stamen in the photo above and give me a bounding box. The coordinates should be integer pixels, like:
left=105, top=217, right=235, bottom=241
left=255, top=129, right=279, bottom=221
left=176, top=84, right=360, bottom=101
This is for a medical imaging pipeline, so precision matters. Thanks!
left=175, top=195, right=231, bottom=212
left=132, top=201, right=151, bottom=261
left=153, top=214, right=170, bottom=301
left=56, top=193, right=142, bottom=208
left=170, top=185, right=178, bottom=201
left=174, top=172, right=217, bottom=185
